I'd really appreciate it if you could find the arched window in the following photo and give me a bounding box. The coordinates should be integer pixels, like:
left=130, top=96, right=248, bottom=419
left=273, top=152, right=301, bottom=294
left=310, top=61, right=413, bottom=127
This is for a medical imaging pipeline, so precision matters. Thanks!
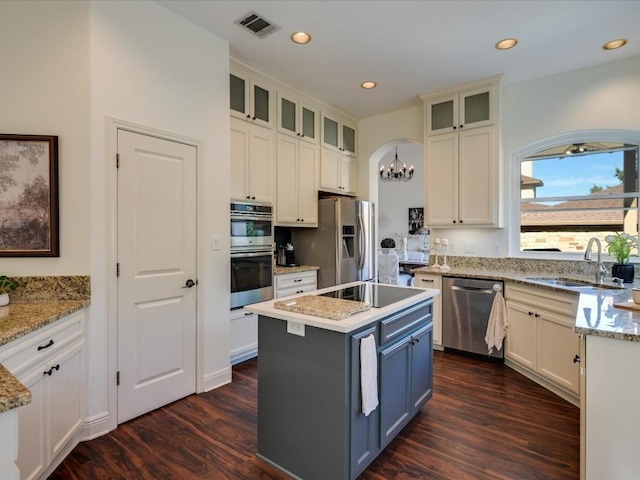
left=515, top=134, right=640, bottom=257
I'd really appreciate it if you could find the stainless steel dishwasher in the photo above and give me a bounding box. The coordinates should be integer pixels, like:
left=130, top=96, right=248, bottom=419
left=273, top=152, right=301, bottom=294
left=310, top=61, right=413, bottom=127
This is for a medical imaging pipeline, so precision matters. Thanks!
left=442, top=276, right=504, bottom=359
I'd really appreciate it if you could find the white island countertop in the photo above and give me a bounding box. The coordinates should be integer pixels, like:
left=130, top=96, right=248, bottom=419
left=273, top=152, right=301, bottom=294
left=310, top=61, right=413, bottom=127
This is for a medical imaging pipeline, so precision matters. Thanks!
left=245, top=281, right=439, bottom=333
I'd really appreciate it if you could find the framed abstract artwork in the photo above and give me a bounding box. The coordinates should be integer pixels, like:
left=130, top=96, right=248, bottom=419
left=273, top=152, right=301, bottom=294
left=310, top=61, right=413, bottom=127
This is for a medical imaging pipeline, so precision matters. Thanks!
left=0, top=134, right=59, bottom=257
left=408, top=207, right=424, bottom=235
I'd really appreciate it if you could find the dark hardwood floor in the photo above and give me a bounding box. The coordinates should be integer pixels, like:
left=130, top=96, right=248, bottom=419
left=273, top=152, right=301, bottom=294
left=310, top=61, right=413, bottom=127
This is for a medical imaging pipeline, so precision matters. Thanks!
left=50, top=351, right=579, bottom=479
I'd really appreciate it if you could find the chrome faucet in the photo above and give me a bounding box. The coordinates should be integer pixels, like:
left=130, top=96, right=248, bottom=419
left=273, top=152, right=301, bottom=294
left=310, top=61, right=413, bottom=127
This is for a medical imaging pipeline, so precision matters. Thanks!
left=584, top=237, right=608, bottom=284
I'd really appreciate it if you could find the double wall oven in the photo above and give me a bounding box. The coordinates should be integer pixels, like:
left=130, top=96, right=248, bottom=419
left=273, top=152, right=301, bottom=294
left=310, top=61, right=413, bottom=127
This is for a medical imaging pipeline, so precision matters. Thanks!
left=230, top=201, right=274, bottom=309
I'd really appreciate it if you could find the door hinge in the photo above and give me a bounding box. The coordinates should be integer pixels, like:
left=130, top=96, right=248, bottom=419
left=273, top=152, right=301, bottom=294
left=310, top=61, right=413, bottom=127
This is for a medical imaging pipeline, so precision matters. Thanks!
left=117, top=371, right=120, bottom=386
left=116, top=263, right=120, bottom=277
left=116, top=153, right=120, bottom=168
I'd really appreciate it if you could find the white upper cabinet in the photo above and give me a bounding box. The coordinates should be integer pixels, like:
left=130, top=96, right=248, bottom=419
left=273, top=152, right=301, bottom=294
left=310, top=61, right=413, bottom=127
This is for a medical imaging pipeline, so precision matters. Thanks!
left=230, top=67, right=274, bottom=129
left=320, top=148, right=357, bottom=196
left=276, top=134, right=319, bottom=226
left=321, top=112, right=357, bottom=156
left=230, top=117, right=274, bottom=203
left=426, top=84, right=496, bottom=136
left=422, top=76, right=502, bottom=227
left=278, top=91, right=319, bottom=144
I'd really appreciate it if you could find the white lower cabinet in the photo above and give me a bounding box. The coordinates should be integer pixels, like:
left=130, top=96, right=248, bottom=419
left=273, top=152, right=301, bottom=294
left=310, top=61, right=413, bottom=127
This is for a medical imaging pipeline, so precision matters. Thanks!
left=274, top=270, right=317, bottom=298
left=413, top=273, right=442, bottom=347
left=0, top=310, right=85, bottom=480
left=504, top=283, right=580, bottom=404
left=230, top=308, right=258, bottom=365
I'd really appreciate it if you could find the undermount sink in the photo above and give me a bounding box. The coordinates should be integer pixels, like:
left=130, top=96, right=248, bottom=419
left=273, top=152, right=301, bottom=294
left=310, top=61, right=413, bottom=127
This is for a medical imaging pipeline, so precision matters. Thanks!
left=526, top=277, right=594, bottom=288
left=523, top=277, right=626, bottom=290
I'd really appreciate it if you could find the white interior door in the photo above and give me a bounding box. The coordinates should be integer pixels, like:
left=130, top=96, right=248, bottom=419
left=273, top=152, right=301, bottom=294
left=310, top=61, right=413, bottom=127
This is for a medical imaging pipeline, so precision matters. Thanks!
left=117, top=129, right=197, bottom=424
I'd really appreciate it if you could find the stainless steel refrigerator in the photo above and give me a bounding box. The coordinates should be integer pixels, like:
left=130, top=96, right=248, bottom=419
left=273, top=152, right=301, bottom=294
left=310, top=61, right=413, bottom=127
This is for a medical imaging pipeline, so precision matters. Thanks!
left=292, top=198, right=376, bottom=288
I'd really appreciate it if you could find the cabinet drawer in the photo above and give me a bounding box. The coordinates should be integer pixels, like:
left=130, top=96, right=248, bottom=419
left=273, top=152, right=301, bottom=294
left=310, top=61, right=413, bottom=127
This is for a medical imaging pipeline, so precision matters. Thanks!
left=380, top=300, right=432, bottom=346
left=0, top=311, right=84, bottom=375
left=275, top=284, right=317, bottom=299
left=415, top=274, right=441, bottom=288
left=275, top=271, right=317, bottom=289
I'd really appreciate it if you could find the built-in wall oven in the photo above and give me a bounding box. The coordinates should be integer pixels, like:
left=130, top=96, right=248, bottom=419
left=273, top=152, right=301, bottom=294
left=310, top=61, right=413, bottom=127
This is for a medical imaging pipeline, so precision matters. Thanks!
left=230, top=201, right=274, bottom=309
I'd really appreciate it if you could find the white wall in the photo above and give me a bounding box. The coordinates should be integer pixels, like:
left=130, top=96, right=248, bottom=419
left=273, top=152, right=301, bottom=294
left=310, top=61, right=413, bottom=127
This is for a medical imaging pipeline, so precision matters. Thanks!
left=1, top=0, right=231, bottom=436
left=357, top=104, right=423, bottom=203
left=358, top=55, right=640, bottom=258
left=377, top=146, right=424, bottom=244
left=0, top=1, right=90, bottom=274
left=89, top=0, right=231, bottom=429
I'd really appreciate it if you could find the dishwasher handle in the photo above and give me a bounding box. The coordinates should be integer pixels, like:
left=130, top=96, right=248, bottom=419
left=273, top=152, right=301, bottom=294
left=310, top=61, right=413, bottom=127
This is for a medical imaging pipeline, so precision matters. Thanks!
left=451, top=285, right=496, bottom=295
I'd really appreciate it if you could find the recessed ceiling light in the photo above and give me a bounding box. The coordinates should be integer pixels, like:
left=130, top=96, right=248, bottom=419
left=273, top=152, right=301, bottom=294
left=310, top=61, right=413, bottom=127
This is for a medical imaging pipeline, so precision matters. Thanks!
left=495, top=38, right=518, bottom=50
left=361, top=81, right=377, bottom=89
left=291, top=32, right=311, bottom=44
left=603, top=38, right=627, bottom=50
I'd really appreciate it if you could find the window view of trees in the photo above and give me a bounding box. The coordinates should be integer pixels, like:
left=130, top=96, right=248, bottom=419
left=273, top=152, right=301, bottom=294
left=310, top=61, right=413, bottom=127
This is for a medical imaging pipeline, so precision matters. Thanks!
left=519, top=142, right=639, bottom=256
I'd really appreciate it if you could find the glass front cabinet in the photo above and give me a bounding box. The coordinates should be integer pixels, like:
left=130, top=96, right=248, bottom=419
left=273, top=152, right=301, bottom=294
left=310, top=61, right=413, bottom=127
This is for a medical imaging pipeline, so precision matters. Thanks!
left=277, top=92, right=319, bottom=144
left=321, top=112, right=357, bottom=156
left=230, top=69, right=273, bottom=128
left=426, top=85, right=495, bottom=135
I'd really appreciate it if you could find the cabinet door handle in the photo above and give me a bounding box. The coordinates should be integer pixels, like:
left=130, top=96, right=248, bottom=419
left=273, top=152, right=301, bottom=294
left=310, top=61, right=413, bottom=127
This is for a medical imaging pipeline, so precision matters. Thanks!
left=459, top=124, right=464, bottom=129
left=37, top=339, right=55, bottom=351
left=44, top=364, right=60, bottom=376
left=573, top=354, right=581, bottom=364
left=534, top=313, right=540, bottom=318
left=453, top=126, right=457, bottom=130
left=420, top=278, right=434, bottom=283
left=294, top=279, right=302, bottom=283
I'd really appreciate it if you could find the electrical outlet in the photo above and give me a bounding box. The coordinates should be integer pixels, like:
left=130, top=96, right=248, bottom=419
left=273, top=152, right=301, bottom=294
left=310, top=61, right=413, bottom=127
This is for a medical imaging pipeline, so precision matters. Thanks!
left=287, top=321, right=305, bottom=337
left=449, top=243, right=456, bottom=254
left=493, top=244, right=501, bottom=255
left=464, top=243, right=474, bottom=254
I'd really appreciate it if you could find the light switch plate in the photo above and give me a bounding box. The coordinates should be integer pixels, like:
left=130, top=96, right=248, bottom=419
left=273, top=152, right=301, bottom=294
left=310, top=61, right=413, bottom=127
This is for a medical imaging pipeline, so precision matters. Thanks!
left=212, top=234, right=221, bottom=250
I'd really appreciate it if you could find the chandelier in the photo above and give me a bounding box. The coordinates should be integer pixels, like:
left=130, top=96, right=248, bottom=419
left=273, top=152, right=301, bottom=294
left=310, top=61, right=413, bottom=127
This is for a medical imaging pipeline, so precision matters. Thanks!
left=379, top=147, right=414, bottom=182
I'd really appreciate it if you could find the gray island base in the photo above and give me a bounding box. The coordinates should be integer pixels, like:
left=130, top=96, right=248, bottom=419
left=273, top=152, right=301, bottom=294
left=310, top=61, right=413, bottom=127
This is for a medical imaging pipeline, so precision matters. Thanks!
left=256, top=297, right=434, bottom=480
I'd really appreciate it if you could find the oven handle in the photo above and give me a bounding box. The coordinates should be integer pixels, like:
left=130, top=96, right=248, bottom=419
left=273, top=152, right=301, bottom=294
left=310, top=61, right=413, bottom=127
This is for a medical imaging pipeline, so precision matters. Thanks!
left=230, top=214, right=273, bottom=221
left=230, top=250, right=273, bottom=258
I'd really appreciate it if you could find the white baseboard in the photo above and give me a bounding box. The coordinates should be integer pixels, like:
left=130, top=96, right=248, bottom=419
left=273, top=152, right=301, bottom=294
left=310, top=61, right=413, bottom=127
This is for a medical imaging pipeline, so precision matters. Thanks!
left=203, top=365, right=232, bottom=392
left=231, top=344, right=258, bottom=365
left=81, top=411, right=112, bottom=441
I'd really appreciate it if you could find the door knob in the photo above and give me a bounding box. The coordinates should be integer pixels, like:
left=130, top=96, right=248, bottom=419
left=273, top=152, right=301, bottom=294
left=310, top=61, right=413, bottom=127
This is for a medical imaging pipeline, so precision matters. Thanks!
left=182, top=279, right=196, bottom=288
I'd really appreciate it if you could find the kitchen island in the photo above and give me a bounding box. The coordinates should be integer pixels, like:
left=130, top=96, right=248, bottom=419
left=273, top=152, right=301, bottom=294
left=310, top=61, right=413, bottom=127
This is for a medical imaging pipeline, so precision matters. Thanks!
left=245, top=281, right=439, bottom=480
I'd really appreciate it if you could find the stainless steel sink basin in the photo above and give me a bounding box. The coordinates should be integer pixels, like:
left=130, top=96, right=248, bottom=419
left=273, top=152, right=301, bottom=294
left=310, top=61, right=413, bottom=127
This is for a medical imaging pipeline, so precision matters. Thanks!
left=526, top=277, right=593, bottom=287
left=524, top=277, right=624, bottom=289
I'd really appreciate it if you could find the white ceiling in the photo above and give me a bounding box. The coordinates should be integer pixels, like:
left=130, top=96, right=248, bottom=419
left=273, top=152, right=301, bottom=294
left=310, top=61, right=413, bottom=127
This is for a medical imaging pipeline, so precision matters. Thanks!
left=157, top=0, right=640, bottom=119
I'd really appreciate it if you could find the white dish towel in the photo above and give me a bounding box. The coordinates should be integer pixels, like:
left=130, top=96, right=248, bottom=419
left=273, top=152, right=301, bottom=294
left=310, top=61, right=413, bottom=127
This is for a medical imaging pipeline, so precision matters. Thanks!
left=378, top=252, right=399, bottom=285
left=360, top=333, right=379, bottom=416
left=485, top=290, right=508, bottom=354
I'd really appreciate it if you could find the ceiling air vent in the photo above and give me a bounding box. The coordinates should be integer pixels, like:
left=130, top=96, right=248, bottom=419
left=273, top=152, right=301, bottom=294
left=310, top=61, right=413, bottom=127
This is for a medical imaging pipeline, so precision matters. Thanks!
left=235, top=11, right=280, bottom=39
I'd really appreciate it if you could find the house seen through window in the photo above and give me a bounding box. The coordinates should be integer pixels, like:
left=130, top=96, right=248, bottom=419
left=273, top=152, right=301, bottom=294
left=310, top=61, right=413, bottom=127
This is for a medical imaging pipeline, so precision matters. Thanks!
left=519, top=142, right=639, bottom=257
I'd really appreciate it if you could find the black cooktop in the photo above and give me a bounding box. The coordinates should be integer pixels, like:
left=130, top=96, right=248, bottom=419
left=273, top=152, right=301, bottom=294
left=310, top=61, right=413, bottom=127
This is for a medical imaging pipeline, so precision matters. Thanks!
left=318, top=283, right=423, bottom=308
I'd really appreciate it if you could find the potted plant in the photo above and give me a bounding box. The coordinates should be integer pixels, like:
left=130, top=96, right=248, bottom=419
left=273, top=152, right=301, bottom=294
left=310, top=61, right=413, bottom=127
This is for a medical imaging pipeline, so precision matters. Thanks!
left=605, top=233, right=638, bottom=283
left=0, top=275, right=19, bottom=306
left=380, top=237, right=396, bottom=254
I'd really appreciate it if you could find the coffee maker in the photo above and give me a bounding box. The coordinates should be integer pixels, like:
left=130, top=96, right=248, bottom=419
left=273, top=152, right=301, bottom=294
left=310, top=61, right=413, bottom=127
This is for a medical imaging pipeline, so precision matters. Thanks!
left=277, top=243, right=297, bottom=266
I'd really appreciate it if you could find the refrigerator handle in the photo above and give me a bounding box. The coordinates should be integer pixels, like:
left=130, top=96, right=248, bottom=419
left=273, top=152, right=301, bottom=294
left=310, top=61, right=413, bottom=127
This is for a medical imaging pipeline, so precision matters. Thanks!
left=356, top=215, right=365, bottom=270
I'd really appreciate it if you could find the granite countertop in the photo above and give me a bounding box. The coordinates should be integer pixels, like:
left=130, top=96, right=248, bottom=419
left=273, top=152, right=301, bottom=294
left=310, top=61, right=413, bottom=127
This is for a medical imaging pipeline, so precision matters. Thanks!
left=0, top=364, right=31, bottom=413
left=0, top=300, right=89, bottom=348
left=246, top=281, right=439, bottom=333
left=413, top=265, right=640, bottom=342
left=274, top=294, right=371, bottom=320
left=274, top=265, right=320, bottom=275
left=0, top=300, right=89, bottom=414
